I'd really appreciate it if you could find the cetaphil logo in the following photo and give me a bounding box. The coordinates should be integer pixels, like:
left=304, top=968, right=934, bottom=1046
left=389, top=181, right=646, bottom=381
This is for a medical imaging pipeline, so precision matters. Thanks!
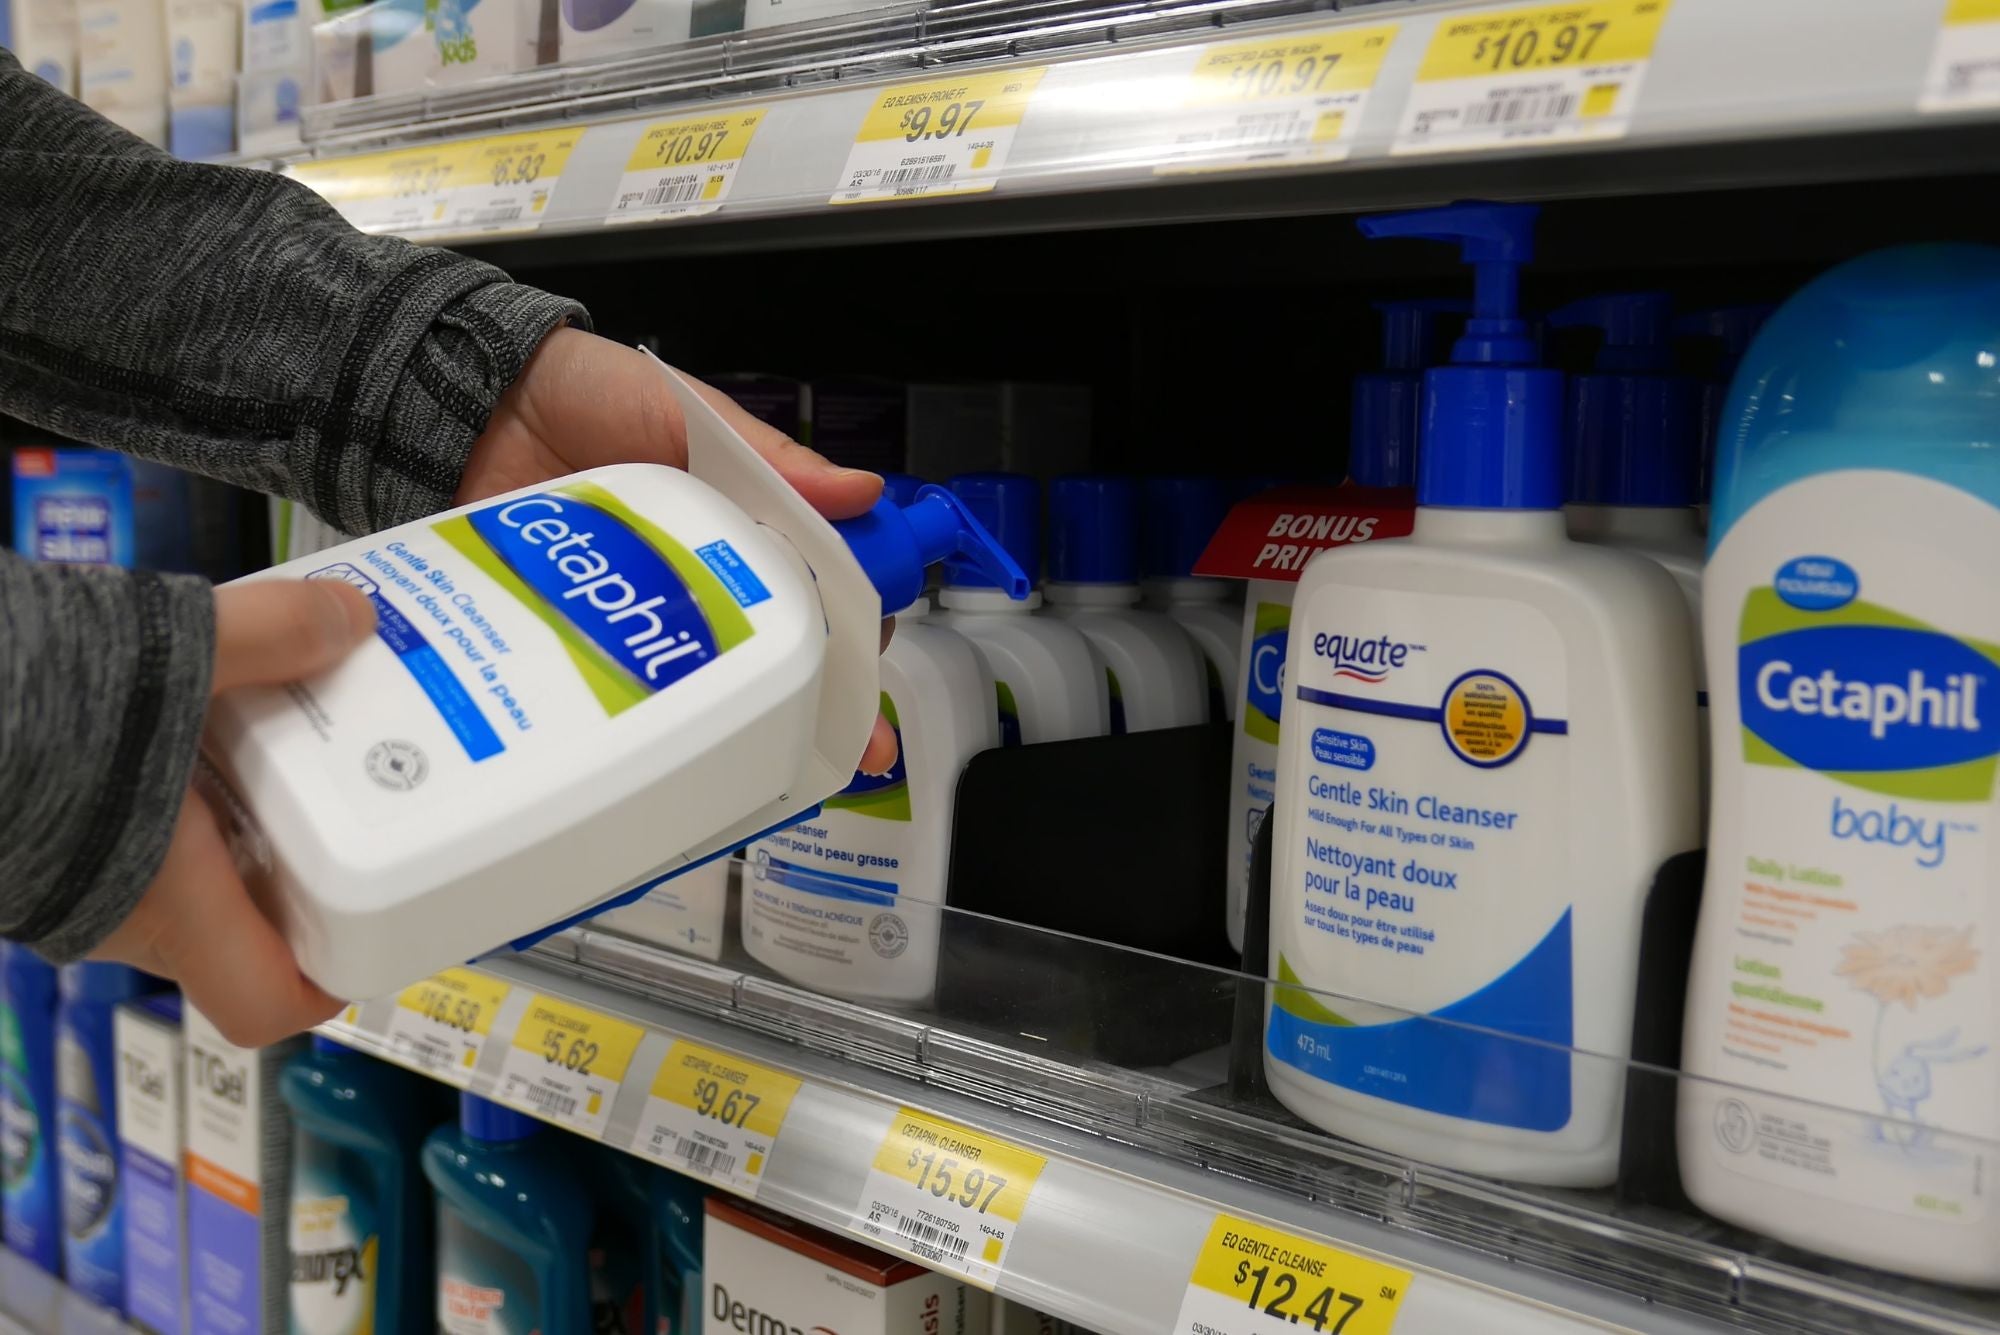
left=1243, top=602, right=1291, bottom=744
left=1310, top=631, right=1424, bottom=685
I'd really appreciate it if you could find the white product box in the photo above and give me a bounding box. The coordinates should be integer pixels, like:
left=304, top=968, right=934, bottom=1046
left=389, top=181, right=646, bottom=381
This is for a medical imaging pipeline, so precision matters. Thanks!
left=314, top=0, right=430, bottom=102
left=703, top=1195, right=988, bottom=1335
left=77, top=0, right=170, bottom=145
left=165, top=0, right=238, bottom=156
left=904, top=383, right=1091, bottom=481
left=237, top=64, right=305, bottom=153
left=991, top=1299, right=1092, bottom=1335
left=15, top=0, right=81, bottom=93
left=596, top=858, right=731, bottom=962
left=431, top=0, right=548, bottom=86
left=184, top=1011, right=301, bottom=1335
left=558, top=0, right=690, bottom=62
left=739, top=0, right=876, bottom=30
left=115, top=997, right=185, bottom=1335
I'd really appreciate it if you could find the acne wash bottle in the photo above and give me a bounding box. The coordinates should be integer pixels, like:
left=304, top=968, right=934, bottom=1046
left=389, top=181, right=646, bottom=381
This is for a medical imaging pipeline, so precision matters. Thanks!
left=1263, top=202, right=1699, bottom=1187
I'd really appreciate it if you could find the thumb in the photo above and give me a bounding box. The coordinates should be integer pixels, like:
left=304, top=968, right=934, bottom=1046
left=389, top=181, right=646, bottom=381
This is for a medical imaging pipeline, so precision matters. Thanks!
left=212, top=579, right=376, bottom=695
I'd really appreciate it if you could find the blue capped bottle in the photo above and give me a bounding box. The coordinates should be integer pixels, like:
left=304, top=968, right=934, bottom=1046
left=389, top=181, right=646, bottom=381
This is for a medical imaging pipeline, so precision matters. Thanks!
left=56, top=963, right=151, bottom=1310
left=649, top=1168, right=705, bottom=1335
left=1264, top=202, right=1698, bottom=1186
left=1680, top=245, right=2000, bottom=1283
left=1140, top=476, right=1240, bottom=725
left=1, top=942, right=61, bottom=1274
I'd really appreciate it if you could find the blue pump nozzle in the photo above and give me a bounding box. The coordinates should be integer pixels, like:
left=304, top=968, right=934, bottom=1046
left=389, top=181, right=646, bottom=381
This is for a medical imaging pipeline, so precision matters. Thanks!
left=834, top=485, right=1030, bottom=611
left=944, top=473, right=1041, bottom=590
left=1049, top=476, right=1140, bottom=584
left=1356, top=202, right=1562, bottom=510
left=1550, top=292, right=1699, bottom=507
left=460, top=1092, right=540, bottom=1143
left=1350, top=299, right=1466, bottom=490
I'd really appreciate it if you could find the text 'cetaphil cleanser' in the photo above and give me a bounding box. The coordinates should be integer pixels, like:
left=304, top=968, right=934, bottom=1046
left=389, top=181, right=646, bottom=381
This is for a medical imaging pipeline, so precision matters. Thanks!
left=203, top=355, right=1025, bottom=1001
left=1679, top=245, right=2000, bottom=1284
left=1264, top=203, right=1699, bottom=1187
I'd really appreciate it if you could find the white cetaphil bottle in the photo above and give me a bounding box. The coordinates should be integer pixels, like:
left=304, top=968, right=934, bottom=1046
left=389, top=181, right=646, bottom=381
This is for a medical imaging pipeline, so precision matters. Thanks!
left=1679, top=246, right=2000, bottom=1283
left=936, top=473, right=1110, bottom=745
left=1263, top=202, right=1700, bottom=1187
left=1042, top=476, right=1208, bottom=733
left=1553, top=291, right=1709, bottom=801
left=1140, top=476, right=1240, bottom=724
left=202, top=355, right=1028, bottom=1001
left=743, top=475, right=1007, bottom=1006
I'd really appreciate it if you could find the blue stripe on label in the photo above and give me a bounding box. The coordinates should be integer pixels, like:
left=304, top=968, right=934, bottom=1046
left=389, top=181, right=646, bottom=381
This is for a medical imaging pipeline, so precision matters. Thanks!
left=1296, top=684, right=1568, bottom=735
left=247, top=0, right=296, bottom=19
left=370, top=593, right=504, bottom=762
left=695, top=540, right=771, bottom=608
left=753, top=854, right=897, bottom=905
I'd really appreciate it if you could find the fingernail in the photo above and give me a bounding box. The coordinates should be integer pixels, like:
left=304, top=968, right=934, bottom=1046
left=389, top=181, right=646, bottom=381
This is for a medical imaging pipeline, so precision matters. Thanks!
left=834, top=467, right=881, bottom=483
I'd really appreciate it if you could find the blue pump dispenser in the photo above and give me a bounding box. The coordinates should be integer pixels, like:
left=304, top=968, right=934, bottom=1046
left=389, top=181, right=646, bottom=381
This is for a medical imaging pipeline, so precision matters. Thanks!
left=1673, top=305, right=1775, bottom=507
left=943, top=473, right=1042, bottom=589
left=1048, top=477, right=1139, bottom=584
left=1550, top=292, right=1700, bottom=507
left=1350, top=299, right=1464, bottom=489
left=1356, top=203, right=1563, bottom=509
left=1141, top=477, right=1233, bottom=579
left=834, top=487, right=1030, bottom=611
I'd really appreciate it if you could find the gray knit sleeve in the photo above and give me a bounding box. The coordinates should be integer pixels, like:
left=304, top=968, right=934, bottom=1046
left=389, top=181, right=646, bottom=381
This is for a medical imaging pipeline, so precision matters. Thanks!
left=0, top=51, right=591, bottom=959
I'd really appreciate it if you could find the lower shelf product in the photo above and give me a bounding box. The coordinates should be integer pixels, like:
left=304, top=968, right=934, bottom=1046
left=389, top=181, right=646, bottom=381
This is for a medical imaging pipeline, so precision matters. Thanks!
left=115, top=992, right=186, bottom=1335
left=1, top=942, right=61, bottom=1275
left=56, top=963, right=150, bottom=1311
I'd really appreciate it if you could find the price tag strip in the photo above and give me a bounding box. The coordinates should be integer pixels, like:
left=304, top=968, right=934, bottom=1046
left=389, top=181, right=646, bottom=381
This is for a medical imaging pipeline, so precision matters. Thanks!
left=381, top=969, right=511, bottom=1085
left=607, top=110, right=770, bottom=224
left=631, top=1040, right=802, bottom=1195
left=440, top=129, right=584, bottom=235
left=1173, top=1214, right=1413, bottom=1335
left=1157, top=25, right=1400, bottom=174
left=1922, top=0, right=2000, bottom=113
left=832, top=68, right=1048, bottom=204
left=494, top=996, right=644, bottom=1137
left=855, top=1108, right=1047, bottom=1286
left=1392, top=0, right=1671, bottom=156
left=285, top=143, right=464, bottom=233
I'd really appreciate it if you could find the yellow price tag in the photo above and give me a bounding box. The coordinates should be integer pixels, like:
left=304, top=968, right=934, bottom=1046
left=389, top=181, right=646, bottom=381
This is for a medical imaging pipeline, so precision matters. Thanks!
left=494, top=996, right=644, bottom=1135
left=382, top=968, right=510, bottom=1084
left=633, top=1040, right=802, bottom=1193
left=855, top=1108, right=1047, bottom=1283
left=1395, top=0, right=1671, bottom=154
left=1173, top=1214, right=1412, bottom=1335
left=1924, top=0, right=2000, bottom=111
left=286, top=145, right=462, bottom=231
left=832, top=68, right=1047, bottom=204
left=440, top=129, right=584, bottom=234
left=607, top=110, right=769, bottom=224
left=1159, top=24, right=1399, bottom=174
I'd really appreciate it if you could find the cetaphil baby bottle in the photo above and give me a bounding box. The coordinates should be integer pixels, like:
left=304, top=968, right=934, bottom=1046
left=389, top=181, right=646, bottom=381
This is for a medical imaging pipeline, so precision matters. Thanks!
left=1680, top=245, right=2000, bottom=1283
left=1263, top=202, right=1699, bottom=1187
left=936, top=473, right=1109, bottom=745
left=203, top=357, right=1022, bottom=1000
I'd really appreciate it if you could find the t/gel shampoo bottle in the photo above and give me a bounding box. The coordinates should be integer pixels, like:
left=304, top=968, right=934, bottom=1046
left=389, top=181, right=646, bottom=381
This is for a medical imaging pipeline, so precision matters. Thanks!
left=1043, top=476, right=1208, bottom=734
left=1679, top=245, right=2000, bottom=1283
left=937, top=473, right=1110, bottom=745
left=1263, top=202, right=1699, bottom=1187
left=1140, top=476, right=1240, bottom=724
left=283, top=1036, right=440, bottom=1335
left=425, top=1094, right=595, bottom=1335
left=57, top=963, right=150, bottom=1311
left=1, top=942, right=61, bottom=1274
left=744, top=482, right=1016, bottom=1005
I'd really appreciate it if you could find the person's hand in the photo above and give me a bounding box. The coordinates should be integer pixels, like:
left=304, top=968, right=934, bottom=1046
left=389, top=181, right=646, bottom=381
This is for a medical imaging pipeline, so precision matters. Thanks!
left=91, top=580, right=376, bottom=1046
left=459, top=328, right=898, bottom=770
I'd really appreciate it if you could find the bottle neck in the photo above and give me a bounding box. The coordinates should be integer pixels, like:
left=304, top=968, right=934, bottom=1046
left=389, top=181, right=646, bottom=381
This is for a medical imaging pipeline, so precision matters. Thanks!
left=1141, top=576, right=1231, bottom=606
left=894, top=596, right=930, bottom=620
left=1043, top=581, right=1141, bottom=609
left=1413, top=506, right=1569, bottom=547
left=1564, top=503, right=1701, bottom=545
left=939, top=585, right=1044, bottom=613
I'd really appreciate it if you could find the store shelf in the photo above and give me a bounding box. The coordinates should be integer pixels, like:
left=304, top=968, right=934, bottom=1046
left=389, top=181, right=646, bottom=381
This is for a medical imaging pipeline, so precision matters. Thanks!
left=266, top=0, right=2000, bottom=253
left=0, top=1254, right=132, bottom=1335
left=317, top=883, right=2000, bottom=1335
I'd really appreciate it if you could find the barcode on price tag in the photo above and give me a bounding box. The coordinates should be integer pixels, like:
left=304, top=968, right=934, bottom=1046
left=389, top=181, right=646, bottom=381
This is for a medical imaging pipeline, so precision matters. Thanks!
left=285, top=144, right=462, bottom=232
left=854, top=1108, right=1046, bottom=1286
left=1922, top=0, right=2000, bottom=112
left=1158, top=24, right=1400, bottom=174
left=1392, top=0, right=1672, bottom=155
left=494, top=996, right=643, bottom=1137
left=381, top=969, right=510, bottom=1085
left=607, top=110, right=769, bottom=224
left=441, top=129, right=584, bottom=235
left=632, top=1040, right=802, bottom=1195
left=1173, top=1214, right=1412, bottom=1335
left=831, top=68, right=1047, bottom=205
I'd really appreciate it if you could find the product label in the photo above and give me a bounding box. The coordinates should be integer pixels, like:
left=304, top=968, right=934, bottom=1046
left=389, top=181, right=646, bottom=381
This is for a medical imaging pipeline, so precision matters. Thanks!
left=632, top=1040, right=802, bottom=1197
left=856, top=1108, right=1047, bottom=1286
left=286, top=145, right=464, bottom=234
left=117, top=1014, right=184, bottom=1335
left=1391, top=0, right=1670, bottom=155
left=58, top=1022, right=124, bottom=1305
left=384, top=969, right=512, bottom=1084
left=186, top=1022, right=270, bottom=1335
left=1268, top=590, right=1574, bottom=1130
left=1157, top=25, right=1399, bottom=174
left=1922, top=0, right=2000, bottom=113
left=831, top=68, right=1048, bottom=204
left=289, top=1131, right=377, bottom=1335
left=995, top=681, right=1022, bottom=748
left=1693, top=476, right=2000, bottom=1223
left=439, top=1209, right=540, bottom=1335
left=1229, top=599, right=1291, bottom=944
left=745, top=693, right=926, bottom=986
left=283, top=479, right=763, bottom=827
left=1171, top=1214, right=1411, bottom=1335
left=444, top=130, right=584, bottom=235
left=607, top=110, right=769, bottom=224
left=495, top=997, right=644, bottom=1137
left=1, top=998, right=54, bottom=1265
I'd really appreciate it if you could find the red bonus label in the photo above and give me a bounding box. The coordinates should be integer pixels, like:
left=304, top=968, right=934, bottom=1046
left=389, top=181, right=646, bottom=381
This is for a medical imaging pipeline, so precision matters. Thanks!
left=1194, top=485, right=1415, bottom=583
